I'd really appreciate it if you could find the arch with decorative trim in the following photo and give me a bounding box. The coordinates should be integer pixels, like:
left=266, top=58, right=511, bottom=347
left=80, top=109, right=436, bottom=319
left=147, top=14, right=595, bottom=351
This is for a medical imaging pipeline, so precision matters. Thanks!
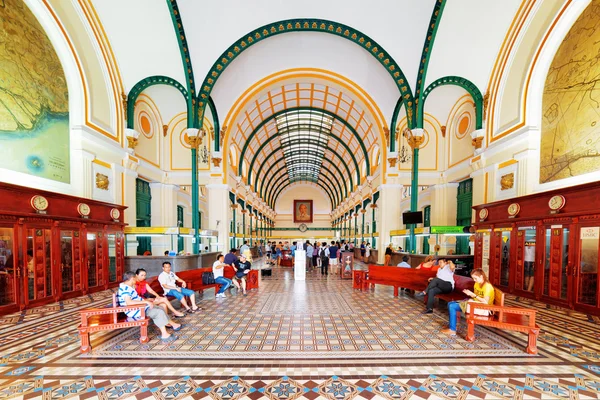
left=272, top=181, right=335, bottom=210
left=126, top=76, right=188, bottom=128
left=422, top=76, right=484, bottom=129
left=196, top=18, right=415, bottom=133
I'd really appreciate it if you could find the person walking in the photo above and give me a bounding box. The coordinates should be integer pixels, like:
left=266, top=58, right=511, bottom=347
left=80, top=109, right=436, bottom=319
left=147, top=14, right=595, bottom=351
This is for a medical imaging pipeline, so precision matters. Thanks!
left=319, top=242, right=330, bottom=275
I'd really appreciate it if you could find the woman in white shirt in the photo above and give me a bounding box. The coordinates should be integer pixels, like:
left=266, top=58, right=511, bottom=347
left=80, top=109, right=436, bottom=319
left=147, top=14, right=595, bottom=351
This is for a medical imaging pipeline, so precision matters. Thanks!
left=364, top=242, right=371, bottom=262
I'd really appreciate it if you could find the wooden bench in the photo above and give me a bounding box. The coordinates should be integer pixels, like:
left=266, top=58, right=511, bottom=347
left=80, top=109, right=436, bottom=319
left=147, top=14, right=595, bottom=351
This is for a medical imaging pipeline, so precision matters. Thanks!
left=78, top=293, right=148, bottom=353
left=461, top=288, right=540, bottom=354
left=363, top=266, right=439, bottom=296
left=425, top=275, right=475, bottom=305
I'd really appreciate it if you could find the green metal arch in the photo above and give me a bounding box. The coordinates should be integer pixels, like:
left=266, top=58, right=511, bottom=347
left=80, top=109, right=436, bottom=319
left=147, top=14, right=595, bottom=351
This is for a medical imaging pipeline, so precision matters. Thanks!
left=264, top=162, right=343, bottom=207
left=422, top=76, right=484, bottom=129
left=260, top=158, right=347, bottom=206
left=271, top=180, right=335, bottom=210
left=242, top=106, right=368, bottom=184
left=167, top=0, right=197, bottom=128
left=126, top=76, right=188, bottom=128
left=389, top=98, right=408, bottom=151
left=267, top=173, right=339, bottom=210
left=196, top=18, right=414, bottom=125
left=266, top=165, right=341, bottom=207
left=414, top=0, right=447, bottom=128
left=207, top=96, right=220, bottom=151
left=257, top=145, right=350, bottom=200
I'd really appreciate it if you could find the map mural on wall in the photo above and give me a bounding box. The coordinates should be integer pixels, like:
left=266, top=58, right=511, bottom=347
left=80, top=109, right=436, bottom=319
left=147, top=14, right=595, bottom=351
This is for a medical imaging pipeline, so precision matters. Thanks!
left=0, top=0, right=70, bottom=183
left=540, top=1, right=600, bottom=184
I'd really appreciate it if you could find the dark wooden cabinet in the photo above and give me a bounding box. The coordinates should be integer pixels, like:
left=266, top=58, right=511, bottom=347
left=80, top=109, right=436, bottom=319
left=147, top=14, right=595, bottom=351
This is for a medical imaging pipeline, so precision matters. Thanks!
left=0, top=183, right=126, bottom=315
left=473, top=181, right=600, bottom=315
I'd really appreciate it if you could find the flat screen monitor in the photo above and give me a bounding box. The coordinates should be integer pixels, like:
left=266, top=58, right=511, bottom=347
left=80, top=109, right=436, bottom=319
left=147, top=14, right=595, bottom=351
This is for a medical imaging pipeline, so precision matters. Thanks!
left=402, top=211, right=423, bottom=225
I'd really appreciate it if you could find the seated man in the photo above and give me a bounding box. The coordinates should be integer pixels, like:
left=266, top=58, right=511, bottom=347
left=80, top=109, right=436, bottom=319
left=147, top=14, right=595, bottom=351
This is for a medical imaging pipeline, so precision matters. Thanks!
left=233, top=254, right=251, bottom=296
left=118, top=271, right=181, bottom=343
left=213, top=254, right=232, bottom=298
left=397, top=255, right=411, bottom=268
left=418, top=260, right=456, bottom=314
left=224, top=248, right=238, bottom=267
left=134, top=268, right=185, bottom=318
left=158, top=262, right=200, bottom=313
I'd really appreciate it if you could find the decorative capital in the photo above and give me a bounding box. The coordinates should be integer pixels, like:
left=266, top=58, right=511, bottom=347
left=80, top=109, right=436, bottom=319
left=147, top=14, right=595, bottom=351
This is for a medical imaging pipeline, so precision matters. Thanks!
left=184, top=128, right=202, bottom=148
left=163, top=124, right=168, bottom=137
left=360, top=209, right=367, bottom=214
left=387, top=157, right=398, bottom=168
left=482, top=91, right=490, bottom=121
left=404, top=128, right=424, bottom=149
left=241, top=209, right=248, bottom=214
left=220, top=125, right=227, bottom=148
left=500, top=173, right=514, bottom=191
left=211, top=157, right=222, bottom=167
left=126, top=136, right=138, bottom=150
left=383, top=126, right=390, bottom=146
left=121, top=93, right=128, bottom=116
left=230, top=204, right=238, bottom=209
left=471, top=136, right=483, bottom=149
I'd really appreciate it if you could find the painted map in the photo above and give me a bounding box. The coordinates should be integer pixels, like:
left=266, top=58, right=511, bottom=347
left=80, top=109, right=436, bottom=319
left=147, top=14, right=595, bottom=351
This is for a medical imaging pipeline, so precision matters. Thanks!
left=0, top=0, right=70, bottom=183
left=540, top=1, right=600, bottom=184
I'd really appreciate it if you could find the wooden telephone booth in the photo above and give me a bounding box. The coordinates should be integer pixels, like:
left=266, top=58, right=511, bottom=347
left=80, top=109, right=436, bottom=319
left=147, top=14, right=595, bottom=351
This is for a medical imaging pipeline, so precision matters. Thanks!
left=0, top=182, right=126, bottom=316
left=473, top=181, right=600, bottom=315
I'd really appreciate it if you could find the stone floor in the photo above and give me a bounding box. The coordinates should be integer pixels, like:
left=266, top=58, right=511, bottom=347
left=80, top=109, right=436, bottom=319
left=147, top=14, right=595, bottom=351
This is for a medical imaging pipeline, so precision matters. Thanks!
left=1, top=260, right=600, bottom=399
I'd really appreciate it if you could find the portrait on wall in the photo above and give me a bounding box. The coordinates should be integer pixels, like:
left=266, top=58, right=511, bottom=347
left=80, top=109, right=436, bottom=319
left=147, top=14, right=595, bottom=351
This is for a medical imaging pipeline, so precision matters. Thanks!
left=293, top=200, right=313, bottom=223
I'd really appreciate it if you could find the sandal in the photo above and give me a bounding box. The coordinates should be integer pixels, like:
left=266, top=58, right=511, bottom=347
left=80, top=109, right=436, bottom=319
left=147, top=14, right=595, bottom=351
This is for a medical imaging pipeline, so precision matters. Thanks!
left=185, top=308, right=196, bottom=314
left=160, top=335, right=177, bottom=343
left=171, top=324, right=183, bottom=331
left=173, top=313, right=186, bottom=318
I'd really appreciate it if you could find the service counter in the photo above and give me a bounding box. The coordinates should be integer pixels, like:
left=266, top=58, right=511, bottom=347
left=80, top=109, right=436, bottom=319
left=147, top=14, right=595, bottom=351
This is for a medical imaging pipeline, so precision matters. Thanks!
left=125, top=252, right=221, bottom=276
left=389, top=252, right=474, bottom=272
left=350, top=248, right=378, bottom=264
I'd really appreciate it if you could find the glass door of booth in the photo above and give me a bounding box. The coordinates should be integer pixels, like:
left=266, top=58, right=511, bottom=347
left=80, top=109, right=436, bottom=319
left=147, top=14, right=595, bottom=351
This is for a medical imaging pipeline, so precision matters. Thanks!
left=575, top=225, right=600, bottom=312
left=59, top=229, right=83, bottom=299
left=86, top=230, right=105, bottom=293
left=491, top=227, right=512, bottom=289
left=107, top=231, right=123, bottom=285
left=0, top=225, right=19, bottom=314
left=515, top=226, right=538, bottom=297
left=23, top=226, right=55, bottom=306
left=541, top=225, right=571, bottom=308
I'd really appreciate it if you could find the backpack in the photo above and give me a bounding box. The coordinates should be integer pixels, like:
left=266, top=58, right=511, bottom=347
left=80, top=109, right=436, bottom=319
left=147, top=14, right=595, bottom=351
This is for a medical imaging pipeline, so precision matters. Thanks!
left=344, top=244, right=349, bottom=251
left=319, top=248, right=327, bottom=261
left=202, top=271, right=215, bottom=285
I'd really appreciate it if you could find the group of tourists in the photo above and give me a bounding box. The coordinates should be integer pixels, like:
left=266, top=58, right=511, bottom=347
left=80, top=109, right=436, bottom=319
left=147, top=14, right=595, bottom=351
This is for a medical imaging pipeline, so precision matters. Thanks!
left=117, top=249, right=253, bottom=343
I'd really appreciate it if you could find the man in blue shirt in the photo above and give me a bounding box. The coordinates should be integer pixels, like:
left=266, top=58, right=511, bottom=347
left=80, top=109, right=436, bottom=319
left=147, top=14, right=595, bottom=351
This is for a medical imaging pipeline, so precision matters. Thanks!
left=291, top=242, right=297, bottom=257
left=328, top=241, right=339, bottom=275
left=117, top=271, right=181, bottom=342
left=224, top=248, right=238, bottom=266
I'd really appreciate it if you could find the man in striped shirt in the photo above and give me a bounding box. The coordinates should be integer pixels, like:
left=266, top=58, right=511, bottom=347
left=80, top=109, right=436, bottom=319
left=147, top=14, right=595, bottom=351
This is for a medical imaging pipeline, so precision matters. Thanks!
left=117, top=271, right=181, bottom=343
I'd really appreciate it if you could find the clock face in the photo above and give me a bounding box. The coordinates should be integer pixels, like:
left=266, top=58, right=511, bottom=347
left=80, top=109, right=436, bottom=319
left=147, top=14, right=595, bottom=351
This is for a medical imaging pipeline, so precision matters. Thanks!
left=548, top=195, right=566, bottom=211
left=30, top=195, right=49, bottom=211
left=110, top=208, right=121, bottom=220
left=478, top=208, right=489, bottom=220
left=508, top=203, right=520, bottom=216
left=77, top=203, right=91, bottom=216
left=298, top=223, right=308, bottom=232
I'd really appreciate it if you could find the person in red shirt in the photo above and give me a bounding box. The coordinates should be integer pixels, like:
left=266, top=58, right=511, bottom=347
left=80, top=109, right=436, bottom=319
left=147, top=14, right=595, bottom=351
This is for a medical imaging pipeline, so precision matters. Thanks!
left=135, top=269, right=185, bottom=318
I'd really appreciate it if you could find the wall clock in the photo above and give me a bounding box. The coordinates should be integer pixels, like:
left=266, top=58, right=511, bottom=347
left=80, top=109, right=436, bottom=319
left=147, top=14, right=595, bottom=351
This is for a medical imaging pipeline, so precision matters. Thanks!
left=507, top=203, right=520, bottom=217
left=110, top=208, right=121, bottom=220
left=548, top=195, right=566, bottom=212
left=77, top=203, right=91, bottom=217
left=298, top=223, right=308, bottom=232
left=478, top=208, right=489, bottom=221
left=30, top=195, right=49, bottom=211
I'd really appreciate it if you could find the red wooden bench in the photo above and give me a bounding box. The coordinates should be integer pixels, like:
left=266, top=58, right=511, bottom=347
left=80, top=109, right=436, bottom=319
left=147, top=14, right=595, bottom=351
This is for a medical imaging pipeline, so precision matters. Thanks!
left=462, top=288, right=540, bottom=354
left=78, top=293, right=148, bottom=353
left=363, top=266, right=438, bottom=296
left=424, top=275, right=475, bottom=305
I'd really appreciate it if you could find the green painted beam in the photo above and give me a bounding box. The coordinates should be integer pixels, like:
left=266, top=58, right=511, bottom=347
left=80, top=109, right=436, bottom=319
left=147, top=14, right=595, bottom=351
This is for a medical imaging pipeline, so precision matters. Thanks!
left=265, top=163, right=342, bottom=207
left=422, top=76, right=484, bottom=129
left=207, top=96, right=220, bottom=151
left=243, top=107, right=367, bottom=184
left=196, top=18, right=414, bottom=125
left=260, top=157, right=348, bottom=205
left=126, top=76, right=188, bottom=128
left=414, top=0, right=447, bottom=129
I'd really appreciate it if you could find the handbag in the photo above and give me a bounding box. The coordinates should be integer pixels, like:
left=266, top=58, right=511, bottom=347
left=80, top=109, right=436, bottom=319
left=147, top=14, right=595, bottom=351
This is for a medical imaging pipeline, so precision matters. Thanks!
left=201, top=271, right=215, bottom=285
left=459, top=299, right=492, bottom=316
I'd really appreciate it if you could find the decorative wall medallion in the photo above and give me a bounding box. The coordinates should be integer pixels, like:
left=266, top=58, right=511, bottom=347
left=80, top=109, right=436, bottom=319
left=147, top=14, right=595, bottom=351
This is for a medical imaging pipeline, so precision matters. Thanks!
left=30, top=195, right=49, bottom=212
left=77, top=203, right=91, bottom=217
left=478, top=208, right=489, bottom=221
left=500, top=173, right=514, bottom=191
left=508, top=203, right=520, bottom=217
left=298, top=223, right=308, bottom=233
left=548, top=195, right=566, bottom=212
left=96, top=173, right=109, bottom=190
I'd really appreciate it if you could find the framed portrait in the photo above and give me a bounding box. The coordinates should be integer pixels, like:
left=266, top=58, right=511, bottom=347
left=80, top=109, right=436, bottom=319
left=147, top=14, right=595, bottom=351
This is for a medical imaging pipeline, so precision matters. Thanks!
left=293, top=200, right=313, bottom=223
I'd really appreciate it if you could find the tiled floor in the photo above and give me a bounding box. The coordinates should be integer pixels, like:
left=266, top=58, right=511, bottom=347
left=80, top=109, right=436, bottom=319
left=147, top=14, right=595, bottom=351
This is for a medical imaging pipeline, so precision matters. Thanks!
left=1, top=260, right=600, bottom=399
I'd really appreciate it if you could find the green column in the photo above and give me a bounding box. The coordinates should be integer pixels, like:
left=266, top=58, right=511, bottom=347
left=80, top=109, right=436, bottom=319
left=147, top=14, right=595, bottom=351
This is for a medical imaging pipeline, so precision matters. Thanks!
left=191, top=146, right=199, bottom=254
left=371, top=206, right=376, bottom=248
left=232, top=208, right=236, bottom=249
left=249, top=214, right=253, bottom=246
left=409, top=146, right=419, bottom=254
left=242, top=212, right=246, bottom=243
left=361, top=212, right=365, bottom=243
left=354, top=214, right=358, bottom=244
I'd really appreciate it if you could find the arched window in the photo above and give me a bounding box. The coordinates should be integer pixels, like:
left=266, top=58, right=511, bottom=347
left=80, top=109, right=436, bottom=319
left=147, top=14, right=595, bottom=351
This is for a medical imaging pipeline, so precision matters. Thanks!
left=229, top=145, right=238, bottom=169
